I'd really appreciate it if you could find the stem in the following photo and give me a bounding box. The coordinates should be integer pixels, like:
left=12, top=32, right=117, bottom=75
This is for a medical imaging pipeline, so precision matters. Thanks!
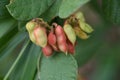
left=4, top=40, right=30, bottom=80
left=37, top=51, right=42, bottom=80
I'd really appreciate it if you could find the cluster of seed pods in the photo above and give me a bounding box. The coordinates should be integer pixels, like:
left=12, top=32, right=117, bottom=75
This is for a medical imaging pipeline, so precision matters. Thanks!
left=26, top=11, right=93, bottom=57
left=68, top=11, right=94, bottom=39
left=26, top=18, right=76, bottom=57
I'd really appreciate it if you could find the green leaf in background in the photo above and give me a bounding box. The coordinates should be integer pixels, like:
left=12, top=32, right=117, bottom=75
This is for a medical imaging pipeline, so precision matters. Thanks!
left=8, top=44, right=41, bottom=80
left=0, top=32, right=26, bottom=78
left=59, top=0, right=89, bottom=18
left=40, top=53, right=78, bottom=80
left=41, top=0, right=62, bottom=22
left=0, top=18, right=16, bottom=38
left=6, top=0, right=55, bottom=21
left=74, top=38, right=101, bottom=67
left=102, top=0, right=120, bottom=24
left=90, top=44, right=120, bottom=80
left=0, top=18, right=17, bottom=51
left=0, top=0, right=10, bottom=19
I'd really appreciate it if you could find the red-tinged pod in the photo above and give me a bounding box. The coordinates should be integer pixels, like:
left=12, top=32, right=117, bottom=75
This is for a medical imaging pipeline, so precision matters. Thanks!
left=67, top=41, right=75, bottom=54
left=51, top=44, right=59, bottom=51
left=55, top=25, right=66, bottom=38
left=34, top=26, right=47, bottom=47
left=55, top=25, right=68, bottom=53
left=48, top=31, right=56, bottom=45
left=58, top=43, right=68, bottom=53
left=42, top=44, right=53, bottom=57
left=48, top=30, right=59, bottom=51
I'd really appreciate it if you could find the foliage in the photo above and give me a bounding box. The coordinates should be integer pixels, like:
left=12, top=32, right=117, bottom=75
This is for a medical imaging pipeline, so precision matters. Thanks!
left=0, top=0, right=120, bottom=80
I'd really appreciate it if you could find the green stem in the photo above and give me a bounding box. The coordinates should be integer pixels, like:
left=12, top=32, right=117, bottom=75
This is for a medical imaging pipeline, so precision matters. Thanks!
left=37, top=51, right=42, bottom=80
left=4, top=40, right=30, bottom=80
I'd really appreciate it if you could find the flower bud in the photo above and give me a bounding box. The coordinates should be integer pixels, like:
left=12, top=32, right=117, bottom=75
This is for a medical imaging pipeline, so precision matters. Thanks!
left=78, top=20, right=93, bottom=33
left=42, top=44, right=53, bottom=57
left=74, top=27, right=89, bottom=39
left=26, top=21, right=36, bottom=33
left=34, top=26, right=47, bottom=47
left=63, top=24, right=76, bottom=45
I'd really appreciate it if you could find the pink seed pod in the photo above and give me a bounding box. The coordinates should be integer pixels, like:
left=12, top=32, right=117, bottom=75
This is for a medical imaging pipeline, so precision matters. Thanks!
left=33, top=26, right=47, bottom=47
left=67, top=40, right=75, bottom=54
left=48, top=31, right=59, bottom=51
left=51, top=45, right=59, bottom=51
left=48, top=31, right=56, bottom=45
left=55, top=25, right=68, bottom=53
left=58, top=43, right=68, bottom=53
left=42, top=44, right=53, bottom=57
left=55, top=25, right=66, bottom=38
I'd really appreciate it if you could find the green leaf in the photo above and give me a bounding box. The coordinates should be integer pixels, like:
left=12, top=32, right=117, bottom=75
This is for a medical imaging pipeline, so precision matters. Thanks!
left=90, top=44, right=120, bottom=80
left=102, top=0, right=120, bottom=24
left=59, top=0, right=89, bottom=18
left=0, top=27, right=18, bottom=52
left=0, top=18, right=17, bottom=48
left=41, top=0, right=62, bottom=22
left=0, top=18, right=16, bottom=38
left=0, top=0, right=10, bottom=19
left=74, top=38, right=102, bottom=67
left=40, top=53, right=78, bottom=80
left=6, top=0, right=55, bottom=21
left=8, top=44, right=41, bottom=80
left=3, top=39, right=30, bottom=80
left=0, top=32, right=26, bottom=77
left=18, top=21, right=27, bottom=31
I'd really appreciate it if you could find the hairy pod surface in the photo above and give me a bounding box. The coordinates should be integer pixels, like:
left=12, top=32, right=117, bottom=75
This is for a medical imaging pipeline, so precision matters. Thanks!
left=42, top=44, right=53, bottom=57
left=63, top=24, right=76, bottom=45
left=74, top=27, right=89, bottom=39
left=55, top=25, right=68, bottom=53
left=34, top=26, right=47, bottom=47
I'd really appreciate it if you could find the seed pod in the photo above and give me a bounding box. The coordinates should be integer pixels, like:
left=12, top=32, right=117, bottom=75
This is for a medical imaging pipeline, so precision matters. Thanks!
left=75, top=11, right=85, bottom=22
left=63, top=24, right=76, bottom=45
left=48, top=31, right=59, bottom=51
left=55, top=25, right=67, bottom=53
left=34, top=26, right=47, bottom=47
left=78, top=20, right=93, bottom=33
left=48, top=31, right=56, bottom=45
left=29, top=31, right=36, bottom=43
left=26, top=21, right=36, bottom=33
left=67, top=41, right=75, bottom=54
left=55, top=25, right=66, bottom=37
left=74, top=26, right=89, bottom=39
left=42, top=44, right=53, bottom=57
left=58, top=43, right=67, bottom=54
